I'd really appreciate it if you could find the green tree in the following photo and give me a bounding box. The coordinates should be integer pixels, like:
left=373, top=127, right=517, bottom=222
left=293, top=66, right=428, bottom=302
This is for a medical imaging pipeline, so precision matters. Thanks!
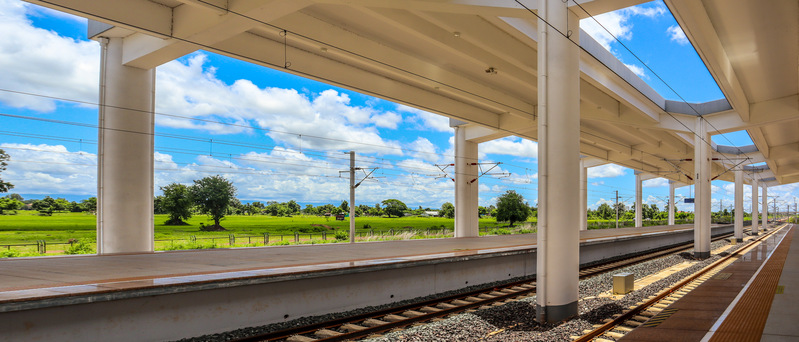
left=495, top=190, right=531, bottom=226
left=0, top=197, right=23, bottom=214
left=0, top=149, right=12, bottom=193
left=596, top=202, right=614, bottom=220
left=381, top=199, right=408, bottom=218
left=440, top=202, right=455, bottom=219
left=190, top=175, right=236, bottom=228
left=340, top=200, right=349, bottom=213
left=303, top=204, right=316, bottom=215
left=161, top=183, right=193, bottom=225
left=286, top=200, right=301, bottom=214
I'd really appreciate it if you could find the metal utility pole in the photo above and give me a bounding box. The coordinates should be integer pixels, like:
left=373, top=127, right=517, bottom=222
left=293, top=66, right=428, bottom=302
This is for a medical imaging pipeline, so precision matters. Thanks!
left=339, top=151, right=378, bottom=243
left=349, top=151, right=355, bottom=243
left=615, top=190, right=619, bottom=229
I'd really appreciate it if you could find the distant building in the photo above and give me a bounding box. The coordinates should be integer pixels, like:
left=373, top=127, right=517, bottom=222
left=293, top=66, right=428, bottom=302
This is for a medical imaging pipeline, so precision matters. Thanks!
left=422, top=211, right=439, bottom=217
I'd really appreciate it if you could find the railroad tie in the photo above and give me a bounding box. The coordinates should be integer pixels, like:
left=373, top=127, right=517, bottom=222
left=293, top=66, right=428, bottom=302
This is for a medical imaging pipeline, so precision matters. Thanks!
left=402, top=310, right=426, bottom=317
left=451, top=299, right=472, bottom=306
left=383, top=314, right=407, bottom=322
left=286, top=335, right=316, bottom=342
left=314, top=329, right=342, bottom=338
left=419, top=306, right=442, bottom=313
left=437, top=302, right=457, bottom=309
left=362, top=318, right=388, bottom=327
left=341, top=323, right=367, bottom=332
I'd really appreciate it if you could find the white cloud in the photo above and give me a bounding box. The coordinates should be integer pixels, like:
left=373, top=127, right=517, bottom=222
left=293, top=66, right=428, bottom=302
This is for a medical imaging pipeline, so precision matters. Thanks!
left=667, top=25, right=689, bottom=45
left=588, top=164, right=626, bottom=178
left=408, top=137, right=440, bottom=163
left=0, top=0, right=99, bottom=112
left=643, top=178, right=668, bottom=188
left=155, top=55, right=406, bottom=155
left=580, top=2, right=666, bottom=52
left=0, top=143, right=96, bottom=195
left=624, top=63, right=647, bottom=79
left=398, top=105, right=452, bottom=132
left=480, top=137, right=537, bottom=159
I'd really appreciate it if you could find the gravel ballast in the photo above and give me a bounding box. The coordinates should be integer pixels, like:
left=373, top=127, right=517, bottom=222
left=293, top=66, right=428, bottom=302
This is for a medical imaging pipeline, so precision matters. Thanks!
left=176, top=235, right=755, bottom=342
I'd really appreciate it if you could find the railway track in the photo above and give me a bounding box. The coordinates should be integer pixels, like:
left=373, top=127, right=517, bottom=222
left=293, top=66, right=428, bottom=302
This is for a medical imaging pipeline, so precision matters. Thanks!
left=574, top=225, right=785, bottom=342
left=230, top=230, right=739, bottom=342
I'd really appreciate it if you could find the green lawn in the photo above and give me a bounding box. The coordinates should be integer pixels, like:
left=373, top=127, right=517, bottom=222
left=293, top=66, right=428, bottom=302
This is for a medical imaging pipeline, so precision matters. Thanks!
left=0, top=211, right=515, bottom=246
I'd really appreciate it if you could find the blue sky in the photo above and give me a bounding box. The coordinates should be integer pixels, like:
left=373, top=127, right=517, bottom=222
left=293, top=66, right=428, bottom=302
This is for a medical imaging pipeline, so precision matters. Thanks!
left=1, top=0, right=798, bottom=213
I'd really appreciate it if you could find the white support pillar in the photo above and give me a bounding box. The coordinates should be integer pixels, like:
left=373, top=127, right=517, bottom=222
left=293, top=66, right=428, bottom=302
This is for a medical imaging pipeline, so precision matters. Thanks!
left=668, top=181, right=676, bottom=226
left=580, top=159, right=588, bottom=231
left=454, top=126, right=479, bottom=237
left=693, top=118, right=711, bottom=259
left=752, top=178, right=759, bottom=235
left=734, top=169, right=743, bottom=240
left=97, top=37, right=155, bottom=254
left=635, top=171, right=643, bottom=228
left=762, top=186, right=768, bottom=231
left=536, top=0, right=580, bottom=323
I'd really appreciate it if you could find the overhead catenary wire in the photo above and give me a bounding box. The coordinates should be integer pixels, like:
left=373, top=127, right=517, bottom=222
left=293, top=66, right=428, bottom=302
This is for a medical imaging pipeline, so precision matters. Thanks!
left=2, top=0, right=761, bottom=188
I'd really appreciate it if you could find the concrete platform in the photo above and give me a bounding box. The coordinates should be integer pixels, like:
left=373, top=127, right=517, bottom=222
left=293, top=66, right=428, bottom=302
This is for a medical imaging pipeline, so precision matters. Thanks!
left=0, top=224, right=732, bottom=341
left=618, top=223, right=796, bottom=342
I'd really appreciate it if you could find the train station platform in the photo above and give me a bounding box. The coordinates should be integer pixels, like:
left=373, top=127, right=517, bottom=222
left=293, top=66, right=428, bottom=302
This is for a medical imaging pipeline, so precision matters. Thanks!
left=0, top=224, right=732, bottom=341
left=619, top=223, right=797, bottom=342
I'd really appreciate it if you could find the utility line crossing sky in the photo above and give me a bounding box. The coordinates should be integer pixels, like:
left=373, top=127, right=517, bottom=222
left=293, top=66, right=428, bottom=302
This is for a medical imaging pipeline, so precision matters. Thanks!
left=0, top=0, right=797, bottom=213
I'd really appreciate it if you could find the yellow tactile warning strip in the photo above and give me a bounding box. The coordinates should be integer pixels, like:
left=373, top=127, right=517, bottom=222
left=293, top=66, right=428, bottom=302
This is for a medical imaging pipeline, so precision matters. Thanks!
left=642, top=308, right=679, bottom=327
left=708, top=227, right=794, bottom=342
left=618, top=226, right=789, bottom=342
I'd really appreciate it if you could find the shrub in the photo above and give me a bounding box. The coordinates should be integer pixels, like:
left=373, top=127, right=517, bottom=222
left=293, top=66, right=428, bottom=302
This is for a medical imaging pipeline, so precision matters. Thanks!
left=363, top=223, right=371, bottom=229
left=298, top=226, right=326, bottom=233
left=0, top=249, right=21, bottom=258
left=64, top=240, right=95, bottom=255
left=268, top=241, right=291, bottom=246
left=489, top=228, right=511, bottom=235
left=334, top=230, right=348, bottom=241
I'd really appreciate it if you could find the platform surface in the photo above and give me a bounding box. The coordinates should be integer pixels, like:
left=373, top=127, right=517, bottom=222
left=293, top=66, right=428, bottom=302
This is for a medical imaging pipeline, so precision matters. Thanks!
left=0, top=224, right=698, bottom=308
left=618, top=224, right=796, bottom=342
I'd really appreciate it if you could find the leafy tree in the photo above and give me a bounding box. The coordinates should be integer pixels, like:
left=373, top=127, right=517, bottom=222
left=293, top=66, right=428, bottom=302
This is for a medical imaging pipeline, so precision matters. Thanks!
left=53, top=198, right=70, bottom=212
left=340, top=200, right=349, bottom=213
left=440, top=202, right=455, bottom=219
left=0, top=149, right=12, bottom=193
left=368, top=203, right=383, bottom=217
left=5, top=193, right=22, bottom=201
left=381, top=199, right=408, bottom=218
left=596, top=203, right=614, bottom=220
left=190, top=175, right=236, bottom=228
left=303, top=204, right=316, bottom=215
left=0, top=197, right=23, bottom=214
left=154, top=195, right=166, bottom=214
left=161, top=183, right=193, bottom=225
left=32, top=196, right=57, bottom=215
left=265, top=201, right=289, bottom=216
left=358, top=204, right=371, bottom=216
left=286, top=200, right=301, bottom=214
left=495, top=190, right=531, bottom=226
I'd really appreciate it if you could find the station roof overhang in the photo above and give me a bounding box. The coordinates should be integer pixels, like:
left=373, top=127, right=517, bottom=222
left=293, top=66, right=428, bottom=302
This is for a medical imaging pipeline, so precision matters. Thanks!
left=25, top=0, right=799, bottom=188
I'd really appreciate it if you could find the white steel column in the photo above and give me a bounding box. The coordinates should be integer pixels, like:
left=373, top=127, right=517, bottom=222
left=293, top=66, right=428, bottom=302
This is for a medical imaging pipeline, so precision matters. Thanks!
left=97, top=37, right=155, bottom=254
left=752, top=178, right=759, bottom=235
left=536, top=0, right=580, bottom=323
left=762, top=186, right=768, bottom=231
left=668, top=181, right=676, bottom=225
left=693, top=118, right=711, bottom=259
left=454, top=126, right=479, bottom=237
left=635, top=171, right=643, bottom=228
left=734, top=169, right=743, bottom=240
left=580, top=159, right=588, bottom=231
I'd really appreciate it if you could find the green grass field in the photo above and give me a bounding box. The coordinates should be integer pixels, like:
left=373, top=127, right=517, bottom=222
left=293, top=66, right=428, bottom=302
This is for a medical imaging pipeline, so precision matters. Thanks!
left=0, top=211, right=526, bottom=256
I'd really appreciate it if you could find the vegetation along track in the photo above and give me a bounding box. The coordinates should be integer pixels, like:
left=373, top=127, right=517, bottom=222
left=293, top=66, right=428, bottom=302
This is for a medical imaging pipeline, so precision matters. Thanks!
left=230, top=230, right=739, bottom=342
left=575, top=225, right=786, bottom=342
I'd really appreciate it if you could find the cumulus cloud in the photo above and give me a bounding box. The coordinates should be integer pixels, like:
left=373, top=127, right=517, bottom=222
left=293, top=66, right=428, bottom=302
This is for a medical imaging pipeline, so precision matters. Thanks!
left=480, top=137, right=537, bottom=159
left=624, top=63, right=647, bottom=79
left=156, top=55, right=406, bottom=154
left=667, top=25, right=689, bottom=45
left=643, top=177, right=669, bottom=188
left=398, top=105, right=452, bottom=132
left=0, top=143, right=96, bottom=195
left=0, top=0, right=99, bottom=112
left=588, top=164, right=626, bottom=178
left=580, top=2, right=666, bottom=53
